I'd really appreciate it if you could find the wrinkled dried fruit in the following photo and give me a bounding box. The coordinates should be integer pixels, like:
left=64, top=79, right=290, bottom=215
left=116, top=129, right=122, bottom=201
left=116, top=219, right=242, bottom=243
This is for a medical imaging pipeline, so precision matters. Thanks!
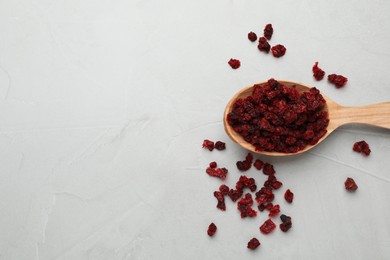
left=247, top=238, right=261, bottom=250
left=206, top=167, right=228, bottom=180
left=207, top=223, right=217, bottom=236
left=228, top=58, right=241, bottom=69
left=345, top=177, right=358, bottom=191
left=228, top=188, right=244, bottom=202
left=260, top=219, right=276, bottom=234
left=214, top=191, right=226, bottom=211
left=279, top=214, right=292, bottom=232
left=312, top=62, right=325, bottom=81
left=219, top=184, right=230, bottom=195
left=227, top=79, right=329, bottom=153
left=263, top=163, right=275, bottom=175
left=284, top=189, right=294, bottom=203
left=202, top=139, right=214, bottom=151
left=264, top=24, right=273, bottom=40
left=271, top=44, right=286, bottom=57
left=268, top=204, right=280, bottom=217
left=258, top=37, right=271, bottom=53
left=248, top=32, right=257, bottom=42
left=215, top=141, right=226, bottom=150
left=253, top=159, right=264, bottom=170
left=237, top=193, right=257, bottom=218
left=328, top=74, right=348, bottom=88
left=236, top=153, right=254, bottom=171
left=236, top=175, right=257, bottom=192
left=353, top=140, right=371, bottom=156
left=209, top=161, right=217, bottom=168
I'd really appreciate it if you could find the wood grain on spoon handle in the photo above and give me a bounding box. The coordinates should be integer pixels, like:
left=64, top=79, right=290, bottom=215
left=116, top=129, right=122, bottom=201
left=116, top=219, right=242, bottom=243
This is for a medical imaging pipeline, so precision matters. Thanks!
left=331, top=101, right=390, bottom=129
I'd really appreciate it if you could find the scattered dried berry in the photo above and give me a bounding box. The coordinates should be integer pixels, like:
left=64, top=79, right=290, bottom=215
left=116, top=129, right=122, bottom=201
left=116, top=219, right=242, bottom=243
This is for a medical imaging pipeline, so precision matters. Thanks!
left=236, top=175, right=257, bottom=192
left=284, top=189, right=294, bottom=203
left=228, top=58, right=241, bottom=69
left=202, top=139, right=214, bottom=151
left=263, top=163, right=275, bottom=175
left=206, top=167, right=228, bottom=180
left=264, top=24, right=273, bottom=40
left=227, top=79, right=329, bottom=153
left=209, top=161, right=217, bottom=168
left=237, top=193, right=257, bottom=218
left=271, top=44, right=286, bottom=57
left=219, top=184, right=230, bottom=195
left=258, top=37, right=271, bottom=53
left=312, top=62, right=325, bottom=81
left=253, top=159, right=264, bottom=170
left=328, top=74, right=348, bottom=88
left=228, top=188, right=244, bottom=202
left=345, top=177, right=358, bottom=191
left=247, top=238, right=261, bottom=250
left=279, top=214, right=292, bottom=232
left=236, top=153, right=254, bottom=171
left=260, top=219, right=276, bottom=234
left=214, top=191, right=226, bottom=211
left=215, top=141, right=226, bottom=150
left=268, top=204, right=280, bottom=217
left=248, top=32, right=257, bottom=42
left=353, top=140, right=371, bottom=156
left=207, top=223, right=217, bottom=236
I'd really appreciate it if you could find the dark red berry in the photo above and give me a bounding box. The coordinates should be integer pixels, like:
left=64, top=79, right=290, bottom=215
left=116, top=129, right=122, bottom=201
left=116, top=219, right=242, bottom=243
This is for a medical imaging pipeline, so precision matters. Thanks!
left=279, top=214, right=292, bottom=232
left=271, top=44, right=286, bottom=57
left=209, top=161, right=217, bottom=168
left=280, top=214, right=291, bottom=223
left=237, top=193, right=257, bottom=218
left=219, top=184, right=230, bottom=195
left=215, top=141, right=226, bottom=150
left=214, top=191, right=226, bottom=211
left=328, top=74, right=348, bottom=88
left=202, top=139, right=214, bottom=151
left=263, top=163, right=275, bottom=175
left=264, top=24, right=273, bottom=40
left=228, top=188, right=243, bottom=202
left=253, top=159, right=264, bottom=170
left=207, top=223, right=217, bottom=236
left=260, top=219, right=276, bottom=234
left=228, top=58, right=241, bottom=69
left=247, top=238, right=261, bottom=250
left=258, top=37, right=271, bottom=53
left=353, top=140, right=371, bottom=156
left=284, top=189, right=294, bottom=203
left=268, top=204, right=280, bottom=217
left=248, top=32, right=257, bottom=42
left=345, top=177, right=358, bottom=191
left=236, top=153, right=253, bottom=171
left=206, top=167, right=228, bottom=180
left=312, top=62, right=325, bottom=81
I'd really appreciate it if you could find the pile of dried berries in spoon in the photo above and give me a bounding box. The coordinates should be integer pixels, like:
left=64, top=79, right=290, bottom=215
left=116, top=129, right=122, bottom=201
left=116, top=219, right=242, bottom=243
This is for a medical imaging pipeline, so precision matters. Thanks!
left=227, top=78, right=329, bottom=153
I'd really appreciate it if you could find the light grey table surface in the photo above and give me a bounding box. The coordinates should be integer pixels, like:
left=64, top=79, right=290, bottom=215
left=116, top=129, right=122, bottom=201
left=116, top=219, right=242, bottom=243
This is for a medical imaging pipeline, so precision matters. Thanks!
left=0, top=0, right=389, bottom=259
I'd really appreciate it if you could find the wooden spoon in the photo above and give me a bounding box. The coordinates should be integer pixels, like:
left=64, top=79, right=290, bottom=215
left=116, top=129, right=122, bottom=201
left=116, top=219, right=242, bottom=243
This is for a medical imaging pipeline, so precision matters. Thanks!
left=223, top=80, right=390, bottom=156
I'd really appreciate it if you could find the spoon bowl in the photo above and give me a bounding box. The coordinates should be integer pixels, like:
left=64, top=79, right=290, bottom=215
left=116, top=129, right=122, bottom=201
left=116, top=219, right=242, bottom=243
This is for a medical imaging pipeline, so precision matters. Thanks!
left=224, top=80, right=390, bottom=156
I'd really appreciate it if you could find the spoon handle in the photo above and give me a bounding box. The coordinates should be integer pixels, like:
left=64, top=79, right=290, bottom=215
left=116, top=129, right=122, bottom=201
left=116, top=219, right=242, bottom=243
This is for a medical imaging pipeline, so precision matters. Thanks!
left=335, top=101, right=390, bottom=129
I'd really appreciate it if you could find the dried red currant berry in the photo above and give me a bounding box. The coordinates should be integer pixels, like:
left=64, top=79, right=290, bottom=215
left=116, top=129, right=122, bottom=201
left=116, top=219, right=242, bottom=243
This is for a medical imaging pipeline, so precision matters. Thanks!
left=258, top=37, right=271, bottom=53
left=209, top=161, right=217, bottom=168
left=228, top=58, right=241, bottom=69
left=236, top=153, right=253, bottom=171
left=202, top=139, right=214, bottom=151
left=312, top=62, right=325, bottom=81
left=328, top=74, right=348, bottom=88
left=206, top=167, right=228, bottom=180
left=353, top=140, right=371, bottom=156
left=228, top=188, right=243, bottom=202
left=214, top=191, right=226, bottom=211
left=253, top=159, right=264, bottom=170
left=263, top=163, right=275, bottom=175
left=248, top=32, right=257, bottom=42
left=268, top=204, right=280, bottom=217
left=237, top=193, right=257, bottom=218
left=345, top=177, right=358, bottom=191
left=272, top=181, right=283, bottom=190
left=264, top=24, right=273, bottom=40
left=247, top=238, right=261, bottom=250
left=260, top=219, right=276, bottom=234
left=280, top=214, right=291, bottom=223
left=215, top=141, right=226, bottom=150
left=284, top=189, right=294, bottom=203
left=279, top=215, right=292, bottom=232
left=271, top=44, right=286, bottom=57
left=219, top=184, right=230, bottom=195
left=207, top=223, right=217, bottom=236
